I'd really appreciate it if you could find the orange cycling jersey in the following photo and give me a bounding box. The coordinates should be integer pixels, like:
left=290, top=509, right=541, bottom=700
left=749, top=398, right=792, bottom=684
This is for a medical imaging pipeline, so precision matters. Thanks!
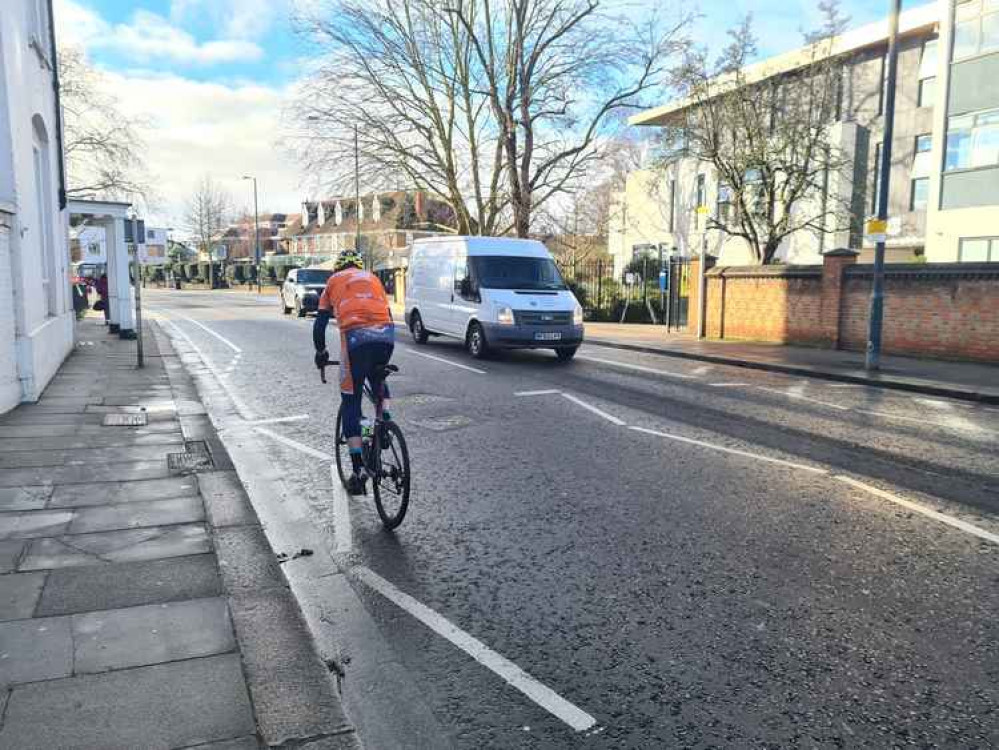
left=318, top=268, right=393, bottom=332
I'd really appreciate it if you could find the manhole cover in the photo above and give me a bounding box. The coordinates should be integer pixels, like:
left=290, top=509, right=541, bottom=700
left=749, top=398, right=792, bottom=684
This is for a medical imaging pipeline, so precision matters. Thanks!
left=394, top=393, right=454, bottom=406
left=409, top=415, right=473, bottom=432
left=167, top=440, right=214, bottom=473
left=103, top=413, right=148, bottom=426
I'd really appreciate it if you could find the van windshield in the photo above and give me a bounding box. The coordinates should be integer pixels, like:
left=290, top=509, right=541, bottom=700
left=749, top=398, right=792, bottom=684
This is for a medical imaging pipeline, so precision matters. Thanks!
left=297, top=270, right=333, bottom=285
left=469, top=256, right=567, bottom=291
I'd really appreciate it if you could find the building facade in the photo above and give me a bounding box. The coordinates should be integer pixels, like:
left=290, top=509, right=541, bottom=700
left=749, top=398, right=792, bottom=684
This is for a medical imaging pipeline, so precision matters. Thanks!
left=0, top=0, right=74, bottom=413
left=610, top=2, right=997, bottom=275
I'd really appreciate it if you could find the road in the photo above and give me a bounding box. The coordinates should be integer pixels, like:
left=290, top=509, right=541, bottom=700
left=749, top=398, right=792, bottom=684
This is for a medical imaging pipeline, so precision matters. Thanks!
left=144, top=287, right=999, bottom=749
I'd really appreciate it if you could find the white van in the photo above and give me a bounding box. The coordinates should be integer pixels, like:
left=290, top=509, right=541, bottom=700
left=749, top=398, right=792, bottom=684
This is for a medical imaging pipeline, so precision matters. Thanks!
left=405, top=236, right=583, bottom=360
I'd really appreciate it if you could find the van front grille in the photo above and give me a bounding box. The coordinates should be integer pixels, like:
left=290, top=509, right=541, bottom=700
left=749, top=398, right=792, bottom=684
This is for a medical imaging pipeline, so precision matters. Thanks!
left=514, top=310, right=572, bottom=326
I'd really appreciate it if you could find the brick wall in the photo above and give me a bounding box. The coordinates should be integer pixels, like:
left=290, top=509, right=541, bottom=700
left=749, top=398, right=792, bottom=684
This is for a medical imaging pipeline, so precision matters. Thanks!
left=698, top=254, right=999, bottom=363
left=839, top=265, right=999, bottom=362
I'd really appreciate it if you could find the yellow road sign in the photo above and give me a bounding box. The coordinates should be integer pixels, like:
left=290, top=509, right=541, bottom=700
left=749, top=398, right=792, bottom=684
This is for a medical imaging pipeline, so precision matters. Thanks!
left=865, top=218, right=888, bottom=235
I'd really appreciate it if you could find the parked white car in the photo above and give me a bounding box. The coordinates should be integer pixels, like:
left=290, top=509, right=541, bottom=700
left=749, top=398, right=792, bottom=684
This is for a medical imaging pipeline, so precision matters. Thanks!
left=404, top=236, right=584, bottom=360
left=280, top=267, right=333, bottom=317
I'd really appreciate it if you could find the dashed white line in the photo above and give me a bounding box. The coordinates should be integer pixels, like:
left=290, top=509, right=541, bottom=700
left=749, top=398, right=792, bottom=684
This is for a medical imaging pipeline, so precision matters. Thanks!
left=576, top=355, right=696, bottom=379
left=174, top=313, right=243, bottom=353
left=834, top=475, right=999, bottom=546
left=514, top=389, right=562, bottom=397
left=351, top=565, right=598, bottom=732
left=709, top=382, right=751, bottom=388
left=756, top=386, right=850, bottom=411
left=630, top=426, right=827, bottom=474
left=404, top=349, right=487, bottom=374
left=254, top=426, right=334, bottom=461
left=561, top=393, right=627, bottom=426
left=246, top=415, right=310, bottom=425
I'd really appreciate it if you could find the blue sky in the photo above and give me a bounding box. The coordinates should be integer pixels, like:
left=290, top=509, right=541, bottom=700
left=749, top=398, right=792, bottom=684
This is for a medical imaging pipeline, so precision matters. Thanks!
left=54, top=0, right=929, bottom=228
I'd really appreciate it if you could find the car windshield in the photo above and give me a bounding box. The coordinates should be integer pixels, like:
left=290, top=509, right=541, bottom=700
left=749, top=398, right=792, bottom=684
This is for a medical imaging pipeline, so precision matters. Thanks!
left=470, top=256, right=566, bottom=291
left=297, top=270, right=333, bottom=285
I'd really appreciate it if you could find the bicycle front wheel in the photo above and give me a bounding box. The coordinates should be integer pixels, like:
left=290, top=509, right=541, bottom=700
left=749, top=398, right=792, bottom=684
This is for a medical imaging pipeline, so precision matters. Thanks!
left=371, top=420, right=410, bottom=529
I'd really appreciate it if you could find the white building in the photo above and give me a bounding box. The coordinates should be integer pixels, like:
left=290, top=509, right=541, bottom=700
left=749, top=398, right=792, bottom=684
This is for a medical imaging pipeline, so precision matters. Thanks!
left=0, top=0, right=74, bottom=413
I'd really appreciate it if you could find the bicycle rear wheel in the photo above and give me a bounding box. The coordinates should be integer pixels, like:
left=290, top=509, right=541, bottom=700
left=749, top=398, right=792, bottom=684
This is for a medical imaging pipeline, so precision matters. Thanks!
left=371, top=420, right=410, bottom=529
left=334, top=407, right=351, bottom=486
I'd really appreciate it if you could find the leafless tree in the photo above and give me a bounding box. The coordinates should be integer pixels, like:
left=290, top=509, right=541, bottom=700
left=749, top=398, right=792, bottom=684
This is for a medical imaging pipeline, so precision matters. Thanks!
left=58, top=46, right=151, bottom=202
left=660, top=1, right=852, bottom=264
left=184, top=176, right=231, bottom=257
left=291, top=0, right=687, bottom=237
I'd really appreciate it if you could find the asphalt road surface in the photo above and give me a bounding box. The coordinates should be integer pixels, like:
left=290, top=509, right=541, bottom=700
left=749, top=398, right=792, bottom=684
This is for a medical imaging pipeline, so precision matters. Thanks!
left=145, top=287, right=999, bottom=749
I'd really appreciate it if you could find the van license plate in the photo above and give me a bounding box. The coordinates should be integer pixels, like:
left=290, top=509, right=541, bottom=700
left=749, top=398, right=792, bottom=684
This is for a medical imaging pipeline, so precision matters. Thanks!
left=534, top=332, right=562, bottom=341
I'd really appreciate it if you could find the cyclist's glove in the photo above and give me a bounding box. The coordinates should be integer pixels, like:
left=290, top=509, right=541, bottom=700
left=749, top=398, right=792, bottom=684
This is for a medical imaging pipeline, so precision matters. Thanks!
left=315, top=349, right=330, bottom=370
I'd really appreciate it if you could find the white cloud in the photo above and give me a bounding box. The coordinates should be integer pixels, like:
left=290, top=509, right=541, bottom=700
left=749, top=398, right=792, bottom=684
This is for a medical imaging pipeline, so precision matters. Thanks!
left=169, top=0, right=284, bottom=41
left=55, top=0, right=263, bottom=65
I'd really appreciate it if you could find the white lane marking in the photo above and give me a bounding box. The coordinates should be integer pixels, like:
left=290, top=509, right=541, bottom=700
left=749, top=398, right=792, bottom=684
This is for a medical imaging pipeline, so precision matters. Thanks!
left=246, top=414, right=310, bottom=425
left=515, top=389, right=562, bottom=397
left=163, top=319, right=256, bottom=420
left=691, top=365, right=713, bottom=376
left=404, top=349, right=487, bottom=374
left=330, top=465, right=353, bottom=554
left=254, top=426, right=334, bottom=461
left=576, top=355, right=696, bottom=379
left=834, top=475, right=999, bottom=546
left=352, top=565, right=598, bottom=732
left=561, top=393, right=627, bottom=426
left=855, top=407, right=994, bottom=436
left=709, top=382, right=751, bottom=388
left=756, top=386, right=849, bottom=411
left=174, top=313, right=243, bottom=353
left=630, top=426, right=827, bottom=474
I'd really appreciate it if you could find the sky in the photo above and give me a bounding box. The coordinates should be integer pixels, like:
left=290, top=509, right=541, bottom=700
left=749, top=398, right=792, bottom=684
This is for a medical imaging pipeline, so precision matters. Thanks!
left=54, top=0, right=915, bottom=232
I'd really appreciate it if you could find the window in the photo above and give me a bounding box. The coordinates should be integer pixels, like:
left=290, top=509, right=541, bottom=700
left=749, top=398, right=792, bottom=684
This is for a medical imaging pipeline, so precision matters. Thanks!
left=716, top=183, right=734, bottom=224
left=694, top=174, right=705, bottom=227
left=871, top=142, right=883, bottom=214
left=945, top=107, right=999, bottom=170
left=952, top=0, right=999, bottom=60
left=910, top=178, right=929, bottom=210
left=958, top=236, right=998, bottom=261
left=915, top=134, right=932, bottom=153
left=913, top=133, right=933, bottom=179
left=915, top=38, right=938, bottom=109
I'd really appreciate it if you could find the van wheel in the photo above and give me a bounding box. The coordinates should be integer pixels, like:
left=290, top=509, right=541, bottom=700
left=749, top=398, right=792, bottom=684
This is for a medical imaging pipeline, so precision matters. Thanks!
left=467, top=322, right=489, bottom=359
left=411, top=312, right=429, bottom=344
left=555, top=346, right=578, bottom=362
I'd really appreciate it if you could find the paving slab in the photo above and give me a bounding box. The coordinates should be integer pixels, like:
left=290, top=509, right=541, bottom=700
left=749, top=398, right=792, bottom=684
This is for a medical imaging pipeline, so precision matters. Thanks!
left=0, top=422, right=181, bottom=439
left=0, top=541, right=24, bottom=574
left=0, top=433, right=185, bottom=452
left=198, top=472, right=256, bottom=528
left=48, top=475, right=199, bottom=508
left=0, top=616, right=72, bottom=687
left=0, top=487, right=52, bottom=511
left=0, top=572, right=46, bottom=621
left=0, top=444, right=176, bottom=469
left=0, top=510, right=74, bottom=540
left=177, top=736, right=261, bottom=750
left=20, top=524, right=210, bottom=571
left=73, top=597, right=235, bottom=674
left=0, top=461, right=171, bottom=488
left=0, top=653, right=255, bottom=750
left=69, top=496, right=204, bottom=534
left=228, top=590, right=352, bottom=747
left=35, top=554, right=221, bottom=616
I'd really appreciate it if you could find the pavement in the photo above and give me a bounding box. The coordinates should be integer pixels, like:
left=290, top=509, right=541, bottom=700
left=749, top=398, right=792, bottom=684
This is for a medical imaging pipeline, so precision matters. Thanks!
left=0, top=315, right=362, bottom=750
left=131, top=287, right=999, bottom=749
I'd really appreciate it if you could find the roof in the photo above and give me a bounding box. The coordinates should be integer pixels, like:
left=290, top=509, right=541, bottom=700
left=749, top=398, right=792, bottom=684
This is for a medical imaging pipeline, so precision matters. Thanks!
left=630, top=3, right=938, bottom=127
left=414, top=236, right=551, bottom=258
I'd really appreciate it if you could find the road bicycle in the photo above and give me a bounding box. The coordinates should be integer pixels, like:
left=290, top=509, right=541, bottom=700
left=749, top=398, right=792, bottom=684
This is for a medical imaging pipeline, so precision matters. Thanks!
left=321, top=361, right=411, bottom=529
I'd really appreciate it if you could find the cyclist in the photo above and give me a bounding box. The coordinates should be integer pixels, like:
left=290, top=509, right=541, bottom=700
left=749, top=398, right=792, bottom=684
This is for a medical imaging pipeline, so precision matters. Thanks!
left=313, top=250, right=395, bottom=495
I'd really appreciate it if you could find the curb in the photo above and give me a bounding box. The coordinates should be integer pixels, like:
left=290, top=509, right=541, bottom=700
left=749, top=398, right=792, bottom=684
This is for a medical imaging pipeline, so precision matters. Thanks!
left=585, top=338, right=999, bottom=405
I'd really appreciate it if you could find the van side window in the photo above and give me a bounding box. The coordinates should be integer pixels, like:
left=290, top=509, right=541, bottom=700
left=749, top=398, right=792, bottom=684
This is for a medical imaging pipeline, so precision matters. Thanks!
left=454, top=261, right=479, bottom=302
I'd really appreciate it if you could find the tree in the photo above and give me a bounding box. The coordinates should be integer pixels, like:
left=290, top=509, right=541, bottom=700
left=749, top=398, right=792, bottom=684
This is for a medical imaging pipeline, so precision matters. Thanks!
left=184, top=176, right=231, bottom=258
left=660, top=2, right=852, bottom=264
left=292, top=0, right=687, bottom=237
left=58, top=46, right=150, bottom=202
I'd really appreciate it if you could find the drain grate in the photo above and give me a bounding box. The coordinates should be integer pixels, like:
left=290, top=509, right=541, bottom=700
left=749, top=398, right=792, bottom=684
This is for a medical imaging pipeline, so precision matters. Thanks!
left=394, top=393, right=454, bottom=406
left=103, top=413, right=148, bottom=426
left=409, top=415, right=473, bottom=432
left=167, top=440, right=214, bottom=473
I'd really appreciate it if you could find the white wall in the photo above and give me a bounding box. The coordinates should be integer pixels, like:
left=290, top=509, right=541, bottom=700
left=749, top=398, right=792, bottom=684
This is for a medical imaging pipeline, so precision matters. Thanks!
left=0, top=0, right=74, bottom=413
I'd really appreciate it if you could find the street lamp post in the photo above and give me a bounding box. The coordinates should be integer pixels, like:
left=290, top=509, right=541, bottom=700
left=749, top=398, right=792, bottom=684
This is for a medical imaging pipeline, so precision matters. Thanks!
left=865, top=0, right=902, bottom=371
left=242, top=175, right=261, bottom=294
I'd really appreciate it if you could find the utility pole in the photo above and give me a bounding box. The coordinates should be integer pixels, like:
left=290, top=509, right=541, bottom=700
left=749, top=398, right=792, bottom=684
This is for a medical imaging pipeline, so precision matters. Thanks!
left=865, top=0, right=901, bottom=371
left=243, top=175, right=261, bottom=294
